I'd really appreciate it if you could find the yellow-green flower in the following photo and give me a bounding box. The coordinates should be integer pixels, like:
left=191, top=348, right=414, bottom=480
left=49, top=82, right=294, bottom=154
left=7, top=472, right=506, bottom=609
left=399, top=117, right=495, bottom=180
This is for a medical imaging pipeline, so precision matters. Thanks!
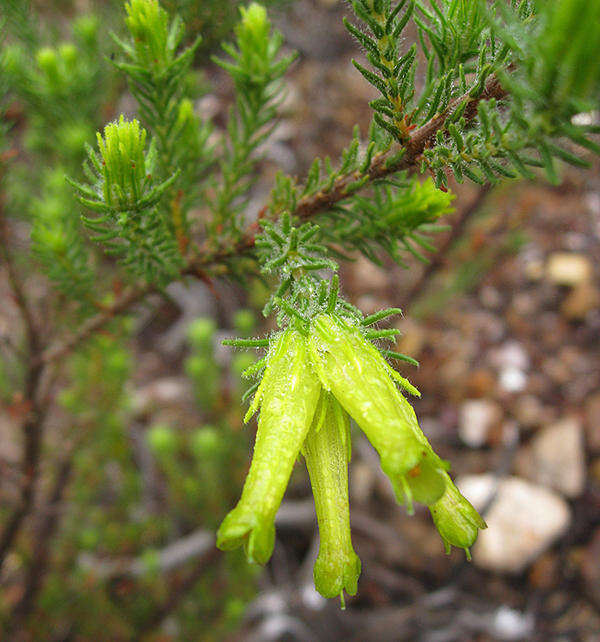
left=302, top=390, right=360, bottom=599
left=308, top=313, right=448, bottom=511
left=217, top=329, right=321, bottom=564
left=429, top=471, right=487, bottom=558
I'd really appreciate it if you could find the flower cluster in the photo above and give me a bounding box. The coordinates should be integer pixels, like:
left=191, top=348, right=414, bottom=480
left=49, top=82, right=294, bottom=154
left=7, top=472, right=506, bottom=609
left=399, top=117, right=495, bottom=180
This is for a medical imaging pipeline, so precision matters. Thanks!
left=217, top=310, right=486, bottom=603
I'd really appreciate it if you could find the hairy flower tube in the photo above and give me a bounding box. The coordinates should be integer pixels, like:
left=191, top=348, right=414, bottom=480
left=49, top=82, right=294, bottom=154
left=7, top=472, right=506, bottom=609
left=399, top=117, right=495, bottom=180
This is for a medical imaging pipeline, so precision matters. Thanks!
left=217, top=329, right=321, bottom=564
left=308, top=313, right=448, bottom=511
left=218, top=310, right=486, bottom=601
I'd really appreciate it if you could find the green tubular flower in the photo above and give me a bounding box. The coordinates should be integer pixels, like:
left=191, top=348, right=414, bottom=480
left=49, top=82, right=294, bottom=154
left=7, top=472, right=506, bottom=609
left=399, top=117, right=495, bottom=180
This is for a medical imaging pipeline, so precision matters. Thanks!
left=217, top=329, right=321, bottom=564
left=429, top=472, right=487, bottom=558
left=302, top=391, right=360, bottom=600
left=308, top=313, right=448, bottom=511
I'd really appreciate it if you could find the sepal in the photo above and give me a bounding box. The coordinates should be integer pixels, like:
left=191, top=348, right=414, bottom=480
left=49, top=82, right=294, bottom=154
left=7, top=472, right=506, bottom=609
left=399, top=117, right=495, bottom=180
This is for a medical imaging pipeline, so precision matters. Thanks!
left=429, top=472, right=487, bottom=557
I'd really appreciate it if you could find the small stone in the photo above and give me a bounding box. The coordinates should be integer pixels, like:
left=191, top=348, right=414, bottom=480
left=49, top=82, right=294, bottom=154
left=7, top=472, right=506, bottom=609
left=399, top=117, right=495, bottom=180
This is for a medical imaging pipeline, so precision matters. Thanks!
left=523, top=417, right=586, bottom=498
left=561, top=282, right=600, bottom=320
left=465, top=369, right=496, bottom=397
left=498, top=367, right=528, bottom=393
left=546, top=252, right=592, bottom=287
left=489, top=341, right=530, bottom=371
left=489, top=341, right=530, bottom=393
left=491, top=606, right=535, bottom=641
left=458, top=399, right=503, bottom=448
left=480, top=285, right=503, bottom=309
left=511, top=292, right=537, bottom=316
left=514, top=395, right=548, bottom=429
left=524, top=258, right=545, bottom=281
left=457, top=475, right=571, bottom=574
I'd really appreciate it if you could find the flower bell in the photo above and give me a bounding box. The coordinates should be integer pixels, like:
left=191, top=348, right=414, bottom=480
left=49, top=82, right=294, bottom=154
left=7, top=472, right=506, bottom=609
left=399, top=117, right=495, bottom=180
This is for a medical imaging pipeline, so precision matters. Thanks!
left=429, top=471, right=487, bottom=559
left=308, top=313, right=448, bottom=512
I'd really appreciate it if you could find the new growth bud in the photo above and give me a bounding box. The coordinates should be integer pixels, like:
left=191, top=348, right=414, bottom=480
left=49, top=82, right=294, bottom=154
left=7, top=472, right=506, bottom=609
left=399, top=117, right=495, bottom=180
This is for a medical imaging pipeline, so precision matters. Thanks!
left=96, top=115, right=148, bottom=210
left=125, top=0, right=170, bottom=70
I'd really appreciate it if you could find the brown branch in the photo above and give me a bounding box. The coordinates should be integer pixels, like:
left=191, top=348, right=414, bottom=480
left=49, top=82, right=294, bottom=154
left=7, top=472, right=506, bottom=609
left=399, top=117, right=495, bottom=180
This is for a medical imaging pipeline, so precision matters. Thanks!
left=290, top=74, right=505, bottom=222
left=37, top=284, right=154, bottom=366
left=38, top=73, right=508, bottom=368
left=0, top=177, right=46, bottom=573
left=5, top=457, right=73, bottom=634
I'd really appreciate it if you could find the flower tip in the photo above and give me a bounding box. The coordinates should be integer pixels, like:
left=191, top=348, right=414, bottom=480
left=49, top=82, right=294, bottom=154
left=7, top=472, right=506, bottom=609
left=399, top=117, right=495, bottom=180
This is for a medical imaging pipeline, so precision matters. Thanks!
left=429, top=474, right=486, bottom=553
left=313, top=550, right=361, bottom=600
left=441, top=539, right=474, bottom=560
left=216, top=509, right=275, bottom=565
left=216, top=510, right=252, bottom=551
left=390, top=458, right=447, bottom=510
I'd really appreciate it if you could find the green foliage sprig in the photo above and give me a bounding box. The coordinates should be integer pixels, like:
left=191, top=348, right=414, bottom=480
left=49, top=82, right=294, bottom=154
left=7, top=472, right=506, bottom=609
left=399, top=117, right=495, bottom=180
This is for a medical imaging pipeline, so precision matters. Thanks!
left=420, top=0, right=600, bottom=188
left=112, top=0, right=213, bottom=253
left=211, top=3, right=297, bottom=234
left=344, top=0, right=418, bottom=142
left=69, top=116, right=182, bottom=283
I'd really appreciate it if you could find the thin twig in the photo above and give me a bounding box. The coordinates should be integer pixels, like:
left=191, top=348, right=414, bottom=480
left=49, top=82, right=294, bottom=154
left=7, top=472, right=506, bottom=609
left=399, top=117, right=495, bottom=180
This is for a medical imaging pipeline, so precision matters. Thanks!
left=37, top=284, right=154, bottom=366
left=5, top=457, right=73, bottom=633
left=0, top=174, right=46, bottom=573
left=400, top=184, right=493, bottom=309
